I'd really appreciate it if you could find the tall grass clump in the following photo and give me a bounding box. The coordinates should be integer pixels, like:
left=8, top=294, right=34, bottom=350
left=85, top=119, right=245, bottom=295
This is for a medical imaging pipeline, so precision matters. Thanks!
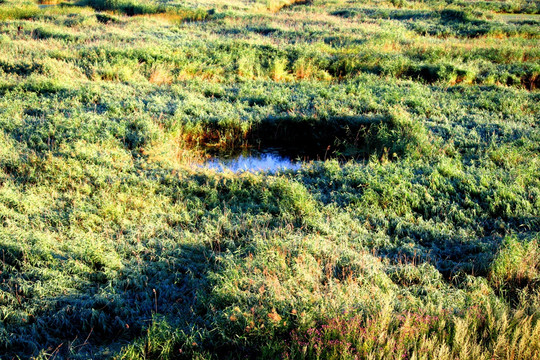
left=83, top=0, right=164, bottom=15
left=265, top=0, right=310, bottom=12
left=0, top=4, right=39, bottom=20
left=489, top=236, right=540, bottom=299
left=82, top=0, right=209, bottom=19
left=284, top=302, right=540, bottom=360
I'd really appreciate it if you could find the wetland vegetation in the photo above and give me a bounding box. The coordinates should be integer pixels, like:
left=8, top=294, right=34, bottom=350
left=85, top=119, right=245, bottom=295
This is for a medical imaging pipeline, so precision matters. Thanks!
left=0, top=0, right=539, bottom=358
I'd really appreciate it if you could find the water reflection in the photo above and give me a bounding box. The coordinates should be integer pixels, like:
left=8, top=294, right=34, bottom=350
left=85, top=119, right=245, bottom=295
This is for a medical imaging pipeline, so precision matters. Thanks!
left=204, top=152, right=301, bottom=173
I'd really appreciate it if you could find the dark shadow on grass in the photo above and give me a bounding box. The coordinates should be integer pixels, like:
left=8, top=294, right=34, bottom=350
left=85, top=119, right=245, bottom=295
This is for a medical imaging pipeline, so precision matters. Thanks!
left=379, top=216, right=538, bottom=282
left=0, top=243, right=215, bottom=359
left=189, top=114, right=394, bottom=162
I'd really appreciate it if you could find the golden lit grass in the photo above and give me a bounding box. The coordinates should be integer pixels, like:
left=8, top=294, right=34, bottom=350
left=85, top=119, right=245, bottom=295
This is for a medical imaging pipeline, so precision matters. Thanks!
left=132, top=8, right=209, bottom=24
left=37, top=0, right=65, bottom=4
left=0, top=2, right=95, bottom=21
left=0, top=4, right=40, bottom=20
left=3, top=3, right=536, bottom=88
left=148, top=63, right=174, bottom=85
left=266, top=0, right=310, bottom=13
left=288, top=303, right=540, bottom=359
left=144, top=130, right=209, bottom=170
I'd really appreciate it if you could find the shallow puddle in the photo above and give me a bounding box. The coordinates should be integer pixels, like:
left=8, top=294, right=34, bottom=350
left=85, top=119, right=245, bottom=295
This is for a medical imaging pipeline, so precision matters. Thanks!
left=498, top=14, right=539, bottom=22
left=202, top=149, right=302, bottom=173
left=38, top=4, right=59, bottom=9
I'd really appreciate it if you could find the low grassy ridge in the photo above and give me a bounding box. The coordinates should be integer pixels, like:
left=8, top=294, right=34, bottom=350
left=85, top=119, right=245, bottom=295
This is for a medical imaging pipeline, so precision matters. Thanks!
left=0, top=0, right=539, bottom=358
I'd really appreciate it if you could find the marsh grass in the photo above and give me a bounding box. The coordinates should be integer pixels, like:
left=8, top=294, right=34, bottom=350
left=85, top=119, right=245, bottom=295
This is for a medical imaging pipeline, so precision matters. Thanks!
left=0, top=4, right=40, bottom=20
left=285, top=302, right=540, bottom=360
left=81, top=0, right=210, bottom=19
left=266, top=0, right=311, bottom=13
left=0, top=0, right=539, bottom=358
left=489, top=237, right=540, bottom=301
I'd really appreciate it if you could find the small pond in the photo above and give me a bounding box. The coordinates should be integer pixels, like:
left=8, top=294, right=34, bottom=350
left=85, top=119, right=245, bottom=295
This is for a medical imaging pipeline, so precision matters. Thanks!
left=202, top=148, right=302, bottom=174
left=38, top=4, right=59, bottom=8
left=191, top=114, right=386, bottom=173
left=497, top=14, right=539, bottom=22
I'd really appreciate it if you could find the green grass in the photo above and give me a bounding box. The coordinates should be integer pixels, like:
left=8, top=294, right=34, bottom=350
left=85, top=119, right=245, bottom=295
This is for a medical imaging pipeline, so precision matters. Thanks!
left=0, top=0, right=539, bottom=358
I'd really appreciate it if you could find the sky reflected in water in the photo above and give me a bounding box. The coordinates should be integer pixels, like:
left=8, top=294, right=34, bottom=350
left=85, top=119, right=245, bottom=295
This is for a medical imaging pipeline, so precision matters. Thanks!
left=204, top=152, right=301, bottom=173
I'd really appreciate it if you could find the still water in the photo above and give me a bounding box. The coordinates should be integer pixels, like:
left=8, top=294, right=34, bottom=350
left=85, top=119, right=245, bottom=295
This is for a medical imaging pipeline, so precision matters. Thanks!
left=203, top=150, right=302, bottom=174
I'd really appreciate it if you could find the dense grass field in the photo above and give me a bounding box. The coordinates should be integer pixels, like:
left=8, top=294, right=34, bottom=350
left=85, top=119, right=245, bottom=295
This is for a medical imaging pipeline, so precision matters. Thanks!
left=0, top=0, right=539, bottom=358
